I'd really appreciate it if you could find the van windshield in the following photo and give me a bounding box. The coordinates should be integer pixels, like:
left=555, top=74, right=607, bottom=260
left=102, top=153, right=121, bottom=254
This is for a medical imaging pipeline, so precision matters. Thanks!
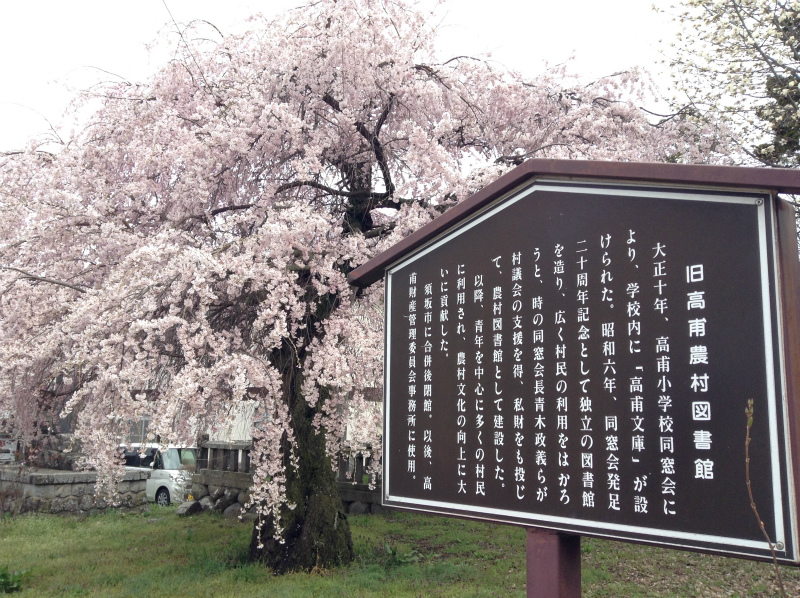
left=161, top=448, right=197, bottom=471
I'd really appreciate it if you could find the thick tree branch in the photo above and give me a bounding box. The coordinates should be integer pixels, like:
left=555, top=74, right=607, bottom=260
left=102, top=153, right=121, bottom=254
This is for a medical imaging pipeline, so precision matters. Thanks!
left=414, top=63, right=451, bottom=89
left=210, top=204, right=254, bottom=216
left=322, top=92, right=342, bottom=112
left=2, top=266, right=87, bottom=293
left=355, top=93, right=396, bottom=198
left=322, top=91, right=396, bottom=201
left=276, top=179, right=395, bottom=202
left=277, top=180, right=351, bottom=197
left=363, top=223, right=396, bottom=238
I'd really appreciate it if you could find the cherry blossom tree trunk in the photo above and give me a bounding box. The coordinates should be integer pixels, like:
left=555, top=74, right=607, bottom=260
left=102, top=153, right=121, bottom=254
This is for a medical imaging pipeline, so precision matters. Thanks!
left=248, top=317, right=354, bottom=571
left=248, top=389, right=354, bottom=570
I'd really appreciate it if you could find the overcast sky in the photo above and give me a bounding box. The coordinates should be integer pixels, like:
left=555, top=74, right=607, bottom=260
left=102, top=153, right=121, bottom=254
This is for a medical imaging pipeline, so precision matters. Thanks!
left=0, top=0, right=676, bottom=152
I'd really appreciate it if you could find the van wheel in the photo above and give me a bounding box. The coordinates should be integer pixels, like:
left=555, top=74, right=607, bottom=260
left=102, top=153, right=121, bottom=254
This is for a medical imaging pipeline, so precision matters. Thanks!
left=155, top=487, right=170, bottom=506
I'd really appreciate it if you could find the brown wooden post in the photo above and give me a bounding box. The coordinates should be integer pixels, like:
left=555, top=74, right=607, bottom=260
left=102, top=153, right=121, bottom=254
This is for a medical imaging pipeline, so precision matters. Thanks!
left=355, top=452, right=364, bottom=484
left=211, top=448, right=219, bottom=470
left=526, top=528, right=581, bottom=598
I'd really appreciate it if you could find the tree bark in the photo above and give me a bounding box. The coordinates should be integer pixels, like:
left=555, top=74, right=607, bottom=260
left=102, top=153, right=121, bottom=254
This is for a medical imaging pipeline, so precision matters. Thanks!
left=248, top=352, right=354, bottom=572
left=247, top=178, right=368, bottom=573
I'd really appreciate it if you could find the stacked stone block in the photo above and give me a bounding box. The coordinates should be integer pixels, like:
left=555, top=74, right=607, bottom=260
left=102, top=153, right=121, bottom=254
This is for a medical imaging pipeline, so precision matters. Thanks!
left=0, top=467, right=148, bottom=516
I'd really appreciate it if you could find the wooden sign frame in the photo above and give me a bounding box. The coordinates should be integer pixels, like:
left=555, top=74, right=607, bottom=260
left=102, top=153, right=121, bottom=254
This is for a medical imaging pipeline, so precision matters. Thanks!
left=348, top=160, right=800, bottom=566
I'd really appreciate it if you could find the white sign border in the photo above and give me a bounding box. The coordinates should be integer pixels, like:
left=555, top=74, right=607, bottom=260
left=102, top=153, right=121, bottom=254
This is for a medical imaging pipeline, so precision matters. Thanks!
left=383, top=180, right=793, bottom=560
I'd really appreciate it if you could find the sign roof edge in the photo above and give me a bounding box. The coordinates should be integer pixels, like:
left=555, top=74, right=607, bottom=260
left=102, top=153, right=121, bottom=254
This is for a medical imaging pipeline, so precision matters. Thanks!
left=348, top=159, right=800, bottom=288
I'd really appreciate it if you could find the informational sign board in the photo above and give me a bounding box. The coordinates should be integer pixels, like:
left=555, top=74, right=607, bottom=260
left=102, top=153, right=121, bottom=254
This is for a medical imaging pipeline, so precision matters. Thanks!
left=379, top=178, right=799, bottom=563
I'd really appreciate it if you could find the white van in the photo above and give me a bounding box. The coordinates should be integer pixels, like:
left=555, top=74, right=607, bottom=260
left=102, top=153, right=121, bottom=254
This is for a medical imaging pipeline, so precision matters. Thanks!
left=122, top=445, right=197, bottom=506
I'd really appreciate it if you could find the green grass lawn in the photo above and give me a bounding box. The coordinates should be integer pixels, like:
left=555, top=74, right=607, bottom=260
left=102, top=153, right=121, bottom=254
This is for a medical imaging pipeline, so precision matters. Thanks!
left=0, top=507, right=797, bottom=597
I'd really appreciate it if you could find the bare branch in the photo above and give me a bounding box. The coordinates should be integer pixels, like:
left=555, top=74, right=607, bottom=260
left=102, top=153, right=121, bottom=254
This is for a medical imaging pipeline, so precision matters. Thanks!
left=2, top=266, right=87, bottom=293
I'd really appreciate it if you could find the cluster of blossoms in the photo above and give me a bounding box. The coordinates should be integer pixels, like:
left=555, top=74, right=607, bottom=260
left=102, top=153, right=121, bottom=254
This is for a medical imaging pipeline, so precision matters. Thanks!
left=668, top=0, right=800, bottom=165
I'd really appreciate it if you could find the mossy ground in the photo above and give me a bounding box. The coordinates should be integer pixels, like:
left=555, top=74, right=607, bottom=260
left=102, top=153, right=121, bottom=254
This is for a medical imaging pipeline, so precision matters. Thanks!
left=0, top=507, right=798, bottom=597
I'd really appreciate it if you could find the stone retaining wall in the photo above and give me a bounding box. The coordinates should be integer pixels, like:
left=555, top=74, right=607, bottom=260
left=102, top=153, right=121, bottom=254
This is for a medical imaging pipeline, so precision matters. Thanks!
left=27, top=434, right=82, bottom=471
left=0, top=466, right=148, bottom=516
left=339, top=482, right=383, bottom=515
left=189, top=468, right=382, bottom=519
left=190, top=469, right=257, bottom=520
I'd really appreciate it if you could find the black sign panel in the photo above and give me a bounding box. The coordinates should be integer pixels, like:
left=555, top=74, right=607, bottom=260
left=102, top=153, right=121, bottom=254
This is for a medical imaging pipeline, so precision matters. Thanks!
left=383, top=180, right=797, bottom=562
